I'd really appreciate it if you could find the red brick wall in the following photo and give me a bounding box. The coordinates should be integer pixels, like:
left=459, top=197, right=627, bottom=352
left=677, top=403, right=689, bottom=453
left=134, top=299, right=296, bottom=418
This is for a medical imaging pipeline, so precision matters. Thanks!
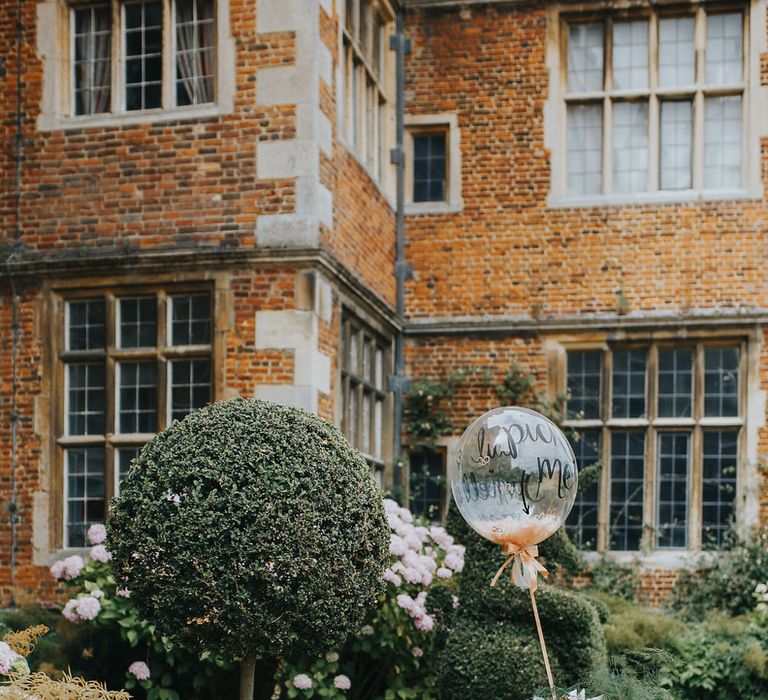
left=403, top=4, right=768, bottom=320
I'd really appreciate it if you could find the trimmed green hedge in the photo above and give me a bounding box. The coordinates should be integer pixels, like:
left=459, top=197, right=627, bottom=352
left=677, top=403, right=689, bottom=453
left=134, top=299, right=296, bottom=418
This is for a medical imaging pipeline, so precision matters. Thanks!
left=439, top=504, right=606, bottom=697
left=108, top=398, right=389, bottom=660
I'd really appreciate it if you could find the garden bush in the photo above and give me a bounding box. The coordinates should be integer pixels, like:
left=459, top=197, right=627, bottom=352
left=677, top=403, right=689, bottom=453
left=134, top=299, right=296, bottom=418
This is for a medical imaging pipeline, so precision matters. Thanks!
left=108, top=398, right=389, bottom=663
left=272, top=499, right=464, bottom=700
left=439, top=504, right=607, bottom=698
left=671, top=528, right=768, bottom=621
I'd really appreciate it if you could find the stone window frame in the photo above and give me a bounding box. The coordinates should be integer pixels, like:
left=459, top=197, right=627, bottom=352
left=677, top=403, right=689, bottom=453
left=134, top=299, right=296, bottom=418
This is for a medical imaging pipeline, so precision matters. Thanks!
left=49, top=280, right=218, bottom=550
left=339, top=309, right=394, bottom=487
left=545, top=1, right=767, bottom=208
left=405, top=113, right=463, bottom=215
left=339, top=0, right=397, bottom=199
left=36, top=0, right=235, bottom=131
left=551, top=329, right=759, bottom=567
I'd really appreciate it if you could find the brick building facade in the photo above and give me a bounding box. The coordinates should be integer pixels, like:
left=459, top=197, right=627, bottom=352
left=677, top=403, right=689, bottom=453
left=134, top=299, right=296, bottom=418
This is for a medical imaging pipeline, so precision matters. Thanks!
left=1, top=0, right=767, bottom=605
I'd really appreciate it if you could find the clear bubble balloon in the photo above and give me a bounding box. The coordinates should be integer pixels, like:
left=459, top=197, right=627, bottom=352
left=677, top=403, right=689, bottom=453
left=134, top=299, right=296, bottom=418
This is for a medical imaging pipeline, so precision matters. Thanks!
left=450, top=407, right=578, bottom=548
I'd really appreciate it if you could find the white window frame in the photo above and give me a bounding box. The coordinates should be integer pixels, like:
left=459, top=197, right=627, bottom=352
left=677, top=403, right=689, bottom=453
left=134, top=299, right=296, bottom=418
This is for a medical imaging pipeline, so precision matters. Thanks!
left=545, top=2, right=767, bottom=208
left=37, top=0, right=234, bottom=130
left=405, top=113, right=464, bottom=215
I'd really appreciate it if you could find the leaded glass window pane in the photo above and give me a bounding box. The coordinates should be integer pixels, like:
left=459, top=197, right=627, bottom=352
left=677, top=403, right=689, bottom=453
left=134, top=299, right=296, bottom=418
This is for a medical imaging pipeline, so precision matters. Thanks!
left=68, top=299, right=106, bottom=350
left=119, top=297, right=157, bottom=348
left=171, top=294, right=211, bottom=345
left=702, top=431, right=738, bottom=549
left=706, top=13, right=742, bottom=86
left=612, top=349, right=646, bottom=418
left=659, top=17, right=695, bottom=87
left=567, top=104, right=603, bottom=196
left=658, top=348, right=693, bottom=417
left=567, top=350, right=602, bottom=419
left=704, top=95, right=741, bottom=190
left=118, top=361, right=157, bottom=433
left=568, top=23, right=604, bottom=93
left=67, top=363, right=106, bottom=435
left=657, top=432, right=690, bottom=548
left=612, top=101, right=648, bottom=194
left=73, top=6, right=112, bottom=116
left=170, top=359, right=211, bottom=421
left=124, top=1, right=163, bottom=111
left=704, top=347, right=739, bottom=416
left=660, top=100, right=693, bottom=190
left=409, top=452, right=446, bottom=521
left=174, top=0, right=215, bottom=106
left=613, top=21, right=648, bottom=90
left=413, top=133, right=447, bottom=203
left=65, top=448, right=105, bottom=547
left=565, top=430, right=601, bottom=550
left=609, top=432, right=645, bottom=551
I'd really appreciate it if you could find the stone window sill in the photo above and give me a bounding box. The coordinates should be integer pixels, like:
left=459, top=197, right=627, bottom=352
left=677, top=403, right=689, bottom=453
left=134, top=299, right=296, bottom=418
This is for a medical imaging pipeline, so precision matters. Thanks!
left=548, top=186, right=764, bottom=209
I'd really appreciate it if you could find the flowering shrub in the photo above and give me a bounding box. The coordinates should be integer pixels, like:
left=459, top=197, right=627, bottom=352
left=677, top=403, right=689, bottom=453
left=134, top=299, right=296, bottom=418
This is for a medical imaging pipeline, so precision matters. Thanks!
left=50, top=524, right=237, bottom=699
left=273, top=500, right=464, bottom=699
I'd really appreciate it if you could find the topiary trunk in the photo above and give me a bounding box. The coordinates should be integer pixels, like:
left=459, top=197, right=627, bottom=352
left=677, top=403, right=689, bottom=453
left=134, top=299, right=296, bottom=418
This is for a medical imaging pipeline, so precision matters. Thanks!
left=240, top=653, right=256, bottom=700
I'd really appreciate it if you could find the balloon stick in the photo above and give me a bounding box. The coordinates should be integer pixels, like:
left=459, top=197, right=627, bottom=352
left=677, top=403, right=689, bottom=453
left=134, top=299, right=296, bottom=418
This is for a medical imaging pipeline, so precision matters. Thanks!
left=529, top=586, right=556, bottom=700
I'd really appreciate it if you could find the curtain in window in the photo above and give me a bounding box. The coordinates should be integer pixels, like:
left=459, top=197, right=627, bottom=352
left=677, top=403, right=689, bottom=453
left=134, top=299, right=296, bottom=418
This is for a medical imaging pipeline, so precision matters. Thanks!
left=92, top=9, right=112, bottom=113
left=175, top=0, right=214, bottom=105
left=74, top=7, right=111, bottom=115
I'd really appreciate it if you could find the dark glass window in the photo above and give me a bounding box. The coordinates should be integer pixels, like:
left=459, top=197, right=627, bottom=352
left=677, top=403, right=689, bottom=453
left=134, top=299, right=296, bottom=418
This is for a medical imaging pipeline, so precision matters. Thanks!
left=68, top=299, right=106, bottom=350
left=67, top=363, right=106, bottom=435
left=567, top=350, right=602, bottom=419
left=412, top=133, right=447, bottom=203
left=409, top=452, right=446, bottom=521
left=704, top=347, right=739, bottom=417
left=170, top=359, right=211, bottom=421
left=171, top=294, right=211, bottom=345
left=612, top=349, right=646, bottom=418
left=702, top=430, right=738, bottom=549
left=565, top=430, right=601, bottom=550
left=656, top=432, right=690, bottom=548
left=119, top=297, right=157, bottom=348
left=124, top=1, right=163, bottom=111
left=65, top=448, right=106, bottom=547
left=73, top=6, right=112, bottom=116
left=658, top=348, right=693, bottom=417
left=118, top=361, right=158, bottom=433
left=609, top=432, right=645, bottom=551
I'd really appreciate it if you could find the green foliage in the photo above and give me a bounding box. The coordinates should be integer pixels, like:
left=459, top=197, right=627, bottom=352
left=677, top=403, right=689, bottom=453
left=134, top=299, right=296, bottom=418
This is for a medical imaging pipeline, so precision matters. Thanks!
left=558, top=660, right=674, bottom=700
left=109, top=398, right=389, bottom=660
left=441, top=504, right=607, bottom=697
left=272, top=505, right=461, bottom=700
left=404, top=379, right=457, bottom=451
left=659, top=613, right=768, bottom=699
left=671, top=529, right=768, bottom=621
left=591, top=593, right=684, bottom=656
left=588, top=558, right=639, bottom=602
left=538, top=528, right=582, bottom=578
left=53, top=554, right=238, bottom=699
left=0, top=607, right=70, bottom=677
left=494, top=365, right=537, bottom=407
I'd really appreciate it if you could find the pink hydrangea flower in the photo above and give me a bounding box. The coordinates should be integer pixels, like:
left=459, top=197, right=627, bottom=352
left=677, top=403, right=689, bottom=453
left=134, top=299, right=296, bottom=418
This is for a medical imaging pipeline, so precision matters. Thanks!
left=293, top=674, right=313, bottom=690
left=444, top=553, right=464, bottom=572
left=383, top=568, right=402, bottom=586
left=75, top=596, right=101, bottom=621
left=0, top=642, right=20, bottom=674
left=383, top=499, right=400, bottom=514
left=437, top=567, right=453, bottom=579
left=398, top=507, right=413, bottom=524
left=51, top=555, right=85, bottom=581
left=333, top=675, right=351, bottom=690
left=62, top=599, right=80, bottom=622
left=396, top=593, right=414, bottom=612
left=90, top=545, right=112, bottom=563
left=86, top=523, right=107, bottom=545
left=452, top=595, right=460, bottom=609
left=414, top=614, right=435, bottom=632
left=389, top=535, right=407, bottom=557
left=116, top=588, right=131, bottom=598
left=128, top=661, right=151, bottom=681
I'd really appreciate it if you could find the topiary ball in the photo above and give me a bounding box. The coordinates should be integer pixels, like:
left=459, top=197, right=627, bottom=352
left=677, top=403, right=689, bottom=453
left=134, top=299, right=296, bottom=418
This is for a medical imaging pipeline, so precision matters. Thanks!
left=108, top=398, right=389, bottom=660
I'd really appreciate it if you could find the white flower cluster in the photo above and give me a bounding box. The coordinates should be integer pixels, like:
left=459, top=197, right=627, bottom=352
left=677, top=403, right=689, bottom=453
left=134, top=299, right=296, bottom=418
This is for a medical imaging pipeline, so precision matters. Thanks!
left=0, top=642, right=23, bottom=676
left=383, top=499, right=465, bottom=633
left=754, top=582, right=768, bottom=615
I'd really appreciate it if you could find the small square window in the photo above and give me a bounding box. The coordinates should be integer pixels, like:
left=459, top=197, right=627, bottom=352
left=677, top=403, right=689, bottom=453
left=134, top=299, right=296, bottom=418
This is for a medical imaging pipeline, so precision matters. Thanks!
left=67, top=299, right=106, bottom=350
left=118, top=297, right=157, bottom=348
left=412, top=133, right=446, bottom=203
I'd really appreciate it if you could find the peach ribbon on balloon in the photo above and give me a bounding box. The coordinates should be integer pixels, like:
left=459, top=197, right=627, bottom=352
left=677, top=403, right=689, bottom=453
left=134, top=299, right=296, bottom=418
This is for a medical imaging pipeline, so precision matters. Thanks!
left=490, top=543, right=550, bottom=592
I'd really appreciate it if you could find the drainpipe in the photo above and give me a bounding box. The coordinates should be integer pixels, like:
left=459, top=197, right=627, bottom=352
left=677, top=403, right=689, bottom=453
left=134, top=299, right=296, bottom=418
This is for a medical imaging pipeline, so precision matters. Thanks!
left=389, top=8, right=412, bottom=500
